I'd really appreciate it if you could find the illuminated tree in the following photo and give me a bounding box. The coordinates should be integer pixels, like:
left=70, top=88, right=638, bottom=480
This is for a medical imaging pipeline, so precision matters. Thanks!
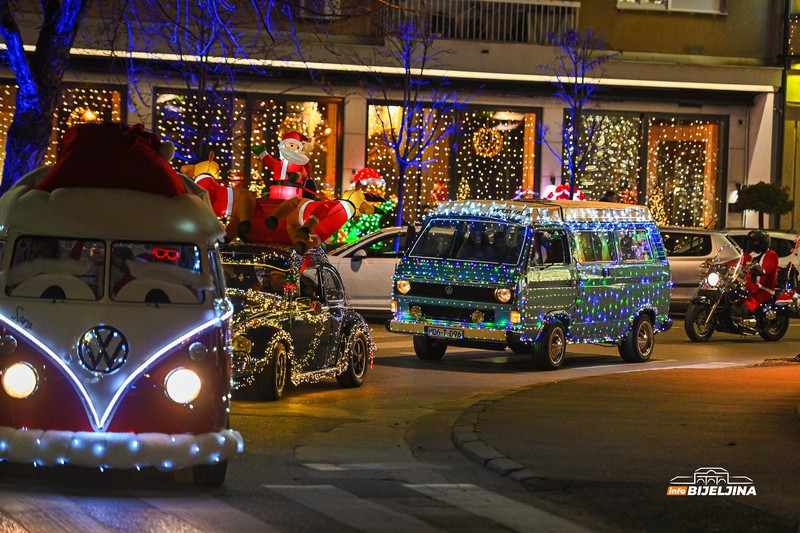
left=365, top=20, right=464, bottom=226
left=0, top=0, right=91, bottom=194
left=538, top=30, right=618, bottom=200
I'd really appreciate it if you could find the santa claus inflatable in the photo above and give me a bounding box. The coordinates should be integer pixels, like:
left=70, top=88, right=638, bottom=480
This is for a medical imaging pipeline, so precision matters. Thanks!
left=252, top=131, right=314, bottom=199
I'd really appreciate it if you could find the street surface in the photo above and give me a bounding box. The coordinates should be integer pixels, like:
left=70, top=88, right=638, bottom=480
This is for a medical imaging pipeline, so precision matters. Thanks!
left=0, top=317, right=799, bottom=532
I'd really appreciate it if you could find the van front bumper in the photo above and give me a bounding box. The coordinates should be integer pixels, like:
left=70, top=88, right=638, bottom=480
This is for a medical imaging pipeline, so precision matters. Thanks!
left=387, top=320, right=514, bottom=343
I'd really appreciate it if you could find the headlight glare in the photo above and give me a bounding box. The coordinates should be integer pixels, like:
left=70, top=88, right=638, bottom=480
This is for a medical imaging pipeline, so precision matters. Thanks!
left=2, top=362, right=38, bottom=399
left=165, top=368, right=202, bottom=404
left=396, top=280, right=411, bottom=294
left=706, top=272, right=721, bottom=287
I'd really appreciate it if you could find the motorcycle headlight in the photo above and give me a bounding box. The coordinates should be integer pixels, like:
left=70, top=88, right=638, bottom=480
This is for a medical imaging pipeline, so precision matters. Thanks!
left=706, top=272, right=721, bottom=287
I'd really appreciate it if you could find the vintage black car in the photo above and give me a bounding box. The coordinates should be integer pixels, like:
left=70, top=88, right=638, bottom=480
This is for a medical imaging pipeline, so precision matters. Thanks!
left=220, top=243, right=374, bottom=400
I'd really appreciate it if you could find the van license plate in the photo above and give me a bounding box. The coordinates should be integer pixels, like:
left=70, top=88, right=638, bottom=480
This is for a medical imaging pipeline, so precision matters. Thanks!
left=425, top=326, right=463, bottom=340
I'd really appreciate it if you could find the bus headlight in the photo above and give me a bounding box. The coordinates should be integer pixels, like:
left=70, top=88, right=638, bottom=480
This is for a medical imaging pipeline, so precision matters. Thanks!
left=2, top=362, right=38, bottom=399
left=165, top=368, right=202, bottom=404
left=494, top=288, right=512, bottom=303
left=396, top=280, right=411, bottom=295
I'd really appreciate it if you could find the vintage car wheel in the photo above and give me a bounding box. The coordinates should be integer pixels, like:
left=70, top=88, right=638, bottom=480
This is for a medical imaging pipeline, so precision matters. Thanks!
left=684, top=303, right=714, bottom=342
left=192, top=459, right=228, bottom=486
left=413, top=335, right=447, bottom=360
left=336, top=330, right=369, bottom=387
left=619, top=315, right=655, bottom=363
left=759, top=315, right=789, bottom=341
left=532, top=322, right=565, bottom=370
left=257, top=341, right=288, bottom=401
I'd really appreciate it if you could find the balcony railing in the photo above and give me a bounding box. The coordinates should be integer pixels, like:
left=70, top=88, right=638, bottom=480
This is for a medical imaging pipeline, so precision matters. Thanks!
left=386, top=0, right=580, bottom=45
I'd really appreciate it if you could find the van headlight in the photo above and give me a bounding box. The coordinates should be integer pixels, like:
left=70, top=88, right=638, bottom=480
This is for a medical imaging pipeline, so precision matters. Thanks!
left=396, top=280, right=411, bottom=295
left=706, top=272, right=721, bottom=287
left=494, top=288, right=512, bottom=303
left=165, top=368, right=202, bottom=404
left=2, top=362, right=38, bottom=399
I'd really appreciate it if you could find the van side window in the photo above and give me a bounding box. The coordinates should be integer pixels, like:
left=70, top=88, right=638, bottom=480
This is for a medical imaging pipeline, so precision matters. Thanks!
left=617, top=228, right=655, bottom=263
left=575, top=231, right=616, bottom=263
left=536, top=230, right=569, bottom=265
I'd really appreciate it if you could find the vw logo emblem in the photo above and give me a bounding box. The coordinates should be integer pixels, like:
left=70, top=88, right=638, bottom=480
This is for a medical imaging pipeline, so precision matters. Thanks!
left=78, top=326, right=129, bottom=374
left=445, top=285, right=454, bottom=295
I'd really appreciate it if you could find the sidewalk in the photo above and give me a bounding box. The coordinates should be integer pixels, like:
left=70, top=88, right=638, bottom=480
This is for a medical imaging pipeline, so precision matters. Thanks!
left=453, top=362, right=800, bottom=531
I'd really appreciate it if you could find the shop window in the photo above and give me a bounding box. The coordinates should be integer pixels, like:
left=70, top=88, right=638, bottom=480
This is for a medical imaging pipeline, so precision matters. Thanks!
left=617, top=0, right=726, bottom=14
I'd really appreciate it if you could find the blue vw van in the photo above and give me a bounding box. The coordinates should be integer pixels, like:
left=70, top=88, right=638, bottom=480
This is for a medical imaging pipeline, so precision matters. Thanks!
left=388, top=199, right=672, bottom=369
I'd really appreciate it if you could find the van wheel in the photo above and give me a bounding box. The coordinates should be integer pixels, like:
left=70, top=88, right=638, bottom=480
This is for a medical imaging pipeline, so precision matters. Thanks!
left=337, top=330, right=369, bottom=387
left=619, top=315, right=655, bottom=363
left=256, top=341, right=288, bottom=400
left=192, top=460, right=228, bottom=486
left=413, top=335, right=446, bottom=360
left=532, top=322, right=566, bottom=370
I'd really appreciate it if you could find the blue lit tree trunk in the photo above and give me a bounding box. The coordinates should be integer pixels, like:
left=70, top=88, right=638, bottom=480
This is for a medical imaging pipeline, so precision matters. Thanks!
left=0, top=0, right=91, bottom=194
left=538, top=30, right=618, bottom=200
left=368, top=20, right=462, bottom=226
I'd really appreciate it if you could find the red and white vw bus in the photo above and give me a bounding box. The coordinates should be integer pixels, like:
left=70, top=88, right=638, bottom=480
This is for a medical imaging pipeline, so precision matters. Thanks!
left=0, top=124, right=241, bottom=485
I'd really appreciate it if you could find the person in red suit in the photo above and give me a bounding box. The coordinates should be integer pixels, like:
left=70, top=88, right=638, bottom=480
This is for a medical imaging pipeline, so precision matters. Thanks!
left=742, top=229, right=779, bottom=314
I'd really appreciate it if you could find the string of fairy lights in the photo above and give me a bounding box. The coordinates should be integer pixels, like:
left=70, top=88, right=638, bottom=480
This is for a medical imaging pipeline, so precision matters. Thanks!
left=0, top=82, right=724, bottom=232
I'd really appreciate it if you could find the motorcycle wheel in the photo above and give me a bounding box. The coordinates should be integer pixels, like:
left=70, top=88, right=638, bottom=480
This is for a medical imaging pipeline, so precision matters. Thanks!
left=759, top=315, right=789, bottom=342
left=685, top=303, right=715, bottom=342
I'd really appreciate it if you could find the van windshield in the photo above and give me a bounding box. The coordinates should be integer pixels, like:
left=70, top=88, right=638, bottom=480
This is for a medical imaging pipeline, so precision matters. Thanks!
left=6, top=237, right=105, bottom=300
left=410, top=219, right=527, bottom=265
left=110, top=242, right=208, bottom=304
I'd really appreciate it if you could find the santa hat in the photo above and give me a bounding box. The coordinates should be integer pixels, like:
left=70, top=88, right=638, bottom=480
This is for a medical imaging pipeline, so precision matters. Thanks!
left=281, top=131, right=309, bottom=143
left=36, top=122, right=187, bottom=196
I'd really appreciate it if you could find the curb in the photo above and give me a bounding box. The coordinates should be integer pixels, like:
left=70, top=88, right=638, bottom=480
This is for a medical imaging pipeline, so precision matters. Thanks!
left=451, top=394, right=543, bottom=484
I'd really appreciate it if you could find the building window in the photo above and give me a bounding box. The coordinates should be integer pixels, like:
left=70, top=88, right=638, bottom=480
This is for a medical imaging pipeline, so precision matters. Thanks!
left=0, top=84, right=124, bottom=178
left=616, top=0, right=726, bottom=15
left=576, top=112, right=725, bottom=228
left=155, top=91, right=341, bottom=196
left=367, top=104, right=539, bottom=223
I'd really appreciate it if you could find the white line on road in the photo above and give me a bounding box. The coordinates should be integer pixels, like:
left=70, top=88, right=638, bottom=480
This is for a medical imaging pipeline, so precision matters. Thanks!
left=303, top=462, right=446, bottom=471
left=405, top=483, right=590, bottom=533
left=142, top=494, right=278, bottom=533
left=262, top=484, right=443, bottom=533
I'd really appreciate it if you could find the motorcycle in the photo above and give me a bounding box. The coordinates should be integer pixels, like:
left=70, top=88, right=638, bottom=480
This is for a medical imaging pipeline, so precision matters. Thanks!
left=684, top=245, right=792, bottom=342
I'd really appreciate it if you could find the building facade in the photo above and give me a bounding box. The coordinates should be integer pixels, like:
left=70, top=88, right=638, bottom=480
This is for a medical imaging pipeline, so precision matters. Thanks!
left=0, top=0, right=789, bottom=230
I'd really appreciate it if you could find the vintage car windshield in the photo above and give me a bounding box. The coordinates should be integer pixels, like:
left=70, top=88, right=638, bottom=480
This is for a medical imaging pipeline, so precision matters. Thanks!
left=222, top=253, right=292, bottom=297
left=409, top=219, right=527, bottom=265
left=5, top=236, right=105, bottom=300
left=110, top=241, right=207, bottom=304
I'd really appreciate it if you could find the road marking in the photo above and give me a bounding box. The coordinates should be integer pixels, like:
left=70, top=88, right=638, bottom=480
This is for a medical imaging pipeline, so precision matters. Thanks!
left=142, top=493, right=277, bottom=533
left=405, top=483, right=589, bottom=533
left=303, top=462, right=445, bottom=471
left=263, top=484, right=442, bottom=533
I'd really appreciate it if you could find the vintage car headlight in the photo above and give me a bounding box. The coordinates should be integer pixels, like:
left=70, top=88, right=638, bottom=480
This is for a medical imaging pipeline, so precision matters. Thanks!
left=396, top=280, right=411, bottom=295
left=706, top=272, right=721, bottom=287
left=2, top=362, right=38, bottom=399
left=165, top=367, right=202, bottom=404
left=231, top=335, right=253, bottom=354
left=494, top=288, right=512, bottom=303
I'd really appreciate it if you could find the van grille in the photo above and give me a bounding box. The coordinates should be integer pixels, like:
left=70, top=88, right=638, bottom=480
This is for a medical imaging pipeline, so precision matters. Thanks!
left=411, top=282, right=513, bottom=304
left=413, top=302, right=496, bottom=323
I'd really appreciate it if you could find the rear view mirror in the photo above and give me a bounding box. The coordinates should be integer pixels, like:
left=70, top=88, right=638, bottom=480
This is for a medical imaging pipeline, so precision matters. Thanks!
left=352, top=249, right=367, bottom=261
left=404, top=225, right=416, bottom=254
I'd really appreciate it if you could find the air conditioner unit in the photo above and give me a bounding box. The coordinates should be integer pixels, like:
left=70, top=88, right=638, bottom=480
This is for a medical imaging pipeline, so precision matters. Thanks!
left=296, top=0, right=342, bottom=22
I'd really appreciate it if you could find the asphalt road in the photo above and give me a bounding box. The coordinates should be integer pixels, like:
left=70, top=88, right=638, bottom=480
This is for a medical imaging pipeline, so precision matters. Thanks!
left=0, top=318, right=797, bottom=532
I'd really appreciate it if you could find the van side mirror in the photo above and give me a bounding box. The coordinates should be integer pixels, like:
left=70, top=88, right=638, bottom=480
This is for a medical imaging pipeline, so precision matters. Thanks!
left=352, top=249, right=367, bottom=261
